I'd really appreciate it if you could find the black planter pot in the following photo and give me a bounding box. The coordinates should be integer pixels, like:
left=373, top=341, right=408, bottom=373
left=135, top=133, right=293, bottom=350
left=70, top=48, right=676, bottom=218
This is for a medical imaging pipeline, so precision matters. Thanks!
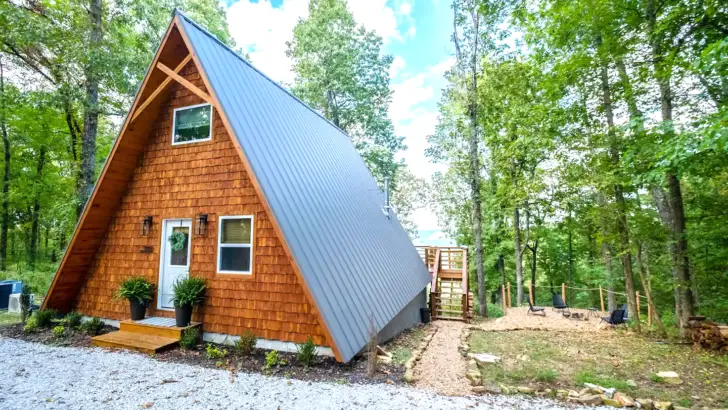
left=129, top=299, right=147, bottom=321
left=420, top=307, right=431, bottom=324
left=175, top=304, right=193, bottom=327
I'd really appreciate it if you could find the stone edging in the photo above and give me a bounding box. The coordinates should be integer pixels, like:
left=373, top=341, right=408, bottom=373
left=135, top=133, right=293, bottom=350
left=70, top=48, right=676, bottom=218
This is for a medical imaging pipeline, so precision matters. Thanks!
left=403, top=325, right=438, bottom=383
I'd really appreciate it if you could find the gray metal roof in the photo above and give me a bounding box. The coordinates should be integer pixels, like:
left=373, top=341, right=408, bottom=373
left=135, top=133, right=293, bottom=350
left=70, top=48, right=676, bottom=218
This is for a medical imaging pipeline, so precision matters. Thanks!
left=176, top=12, right=430, bottom=362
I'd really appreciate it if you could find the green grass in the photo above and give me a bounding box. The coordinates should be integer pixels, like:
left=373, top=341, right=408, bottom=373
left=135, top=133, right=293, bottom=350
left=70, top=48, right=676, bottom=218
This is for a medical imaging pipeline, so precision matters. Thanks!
left=536, top=369, right=559, bottom=382
left=468, top=329, right=728, bottom=408
left=0, top=311, right=20, bottom=325
left=388, top=325, right=426, bottom=366
left=574, top=370, right=633, bottom=391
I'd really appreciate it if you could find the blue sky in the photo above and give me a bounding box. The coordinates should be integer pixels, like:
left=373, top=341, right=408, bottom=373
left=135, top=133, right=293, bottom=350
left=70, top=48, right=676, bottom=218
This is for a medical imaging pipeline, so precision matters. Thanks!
left=224, top=0, right=456, bottom=245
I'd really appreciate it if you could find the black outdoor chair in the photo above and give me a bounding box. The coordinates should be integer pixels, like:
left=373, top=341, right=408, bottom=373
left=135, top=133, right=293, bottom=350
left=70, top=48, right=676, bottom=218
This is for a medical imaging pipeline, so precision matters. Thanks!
left=527, top=300, right=546, bottom=316
left=552, top=293, right=570, bottom=314
left=601, top=309, right=627, bottom=327
left=620, top=304, right=629, bottom=320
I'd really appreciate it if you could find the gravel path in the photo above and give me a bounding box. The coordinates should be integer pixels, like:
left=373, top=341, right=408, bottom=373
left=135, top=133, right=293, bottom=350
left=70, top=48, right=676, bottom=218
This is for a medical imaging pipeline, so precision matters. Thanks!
left=414, top=320, right=470, bottom=396
left=0, top=337, right=597, bottom=409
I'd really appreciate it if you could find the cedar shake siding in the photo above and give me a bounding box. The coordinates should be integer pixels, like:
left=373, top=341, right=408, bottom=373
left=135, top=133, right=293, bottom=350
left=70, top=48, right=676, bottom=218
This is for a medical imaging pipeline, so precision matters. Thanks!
left=74, top=61, right=328, bottom=346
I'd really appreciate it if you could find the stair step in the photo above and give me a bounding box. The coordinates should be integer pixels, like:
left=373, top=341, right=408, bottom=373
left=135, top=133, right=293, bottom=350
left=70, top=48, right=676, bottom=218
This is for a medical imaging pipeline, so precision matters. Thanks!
left=92, top=331, right=178, bottom=354
left=120, top=319, right=200, bottom=339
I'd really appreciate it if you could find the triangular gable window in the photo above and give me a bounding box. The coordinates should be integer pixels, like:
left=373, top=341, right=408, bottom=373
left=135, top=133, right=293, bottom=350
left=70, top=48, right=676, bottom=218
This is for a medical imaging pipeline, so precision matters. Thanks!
left=173, top=103, right=212, bottom=145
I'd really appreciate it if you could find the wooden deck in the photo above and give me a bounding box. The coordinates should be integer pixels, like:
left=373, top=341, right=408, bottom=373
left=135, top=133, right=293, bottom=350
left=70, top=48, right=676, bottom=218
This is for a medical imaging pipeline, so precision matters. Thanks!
left=91, top=317, right=201, bottom=354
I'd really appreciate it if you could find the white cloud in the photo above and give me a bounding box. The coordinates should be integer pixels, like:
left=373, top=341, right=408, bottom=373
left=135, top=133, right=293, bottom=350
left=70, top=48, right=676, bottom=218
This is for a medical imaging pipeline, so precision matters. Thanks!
left=226, top=0, right=309, bottom=84
left=389, top=56, right=406, bottom=79
left=226, top=0, right=416, bottom=83
left=348, top=0, right=402, bottom=43
left=389, top=58, right=454, bottom=233
left=399, top=3, right=413, bottom=15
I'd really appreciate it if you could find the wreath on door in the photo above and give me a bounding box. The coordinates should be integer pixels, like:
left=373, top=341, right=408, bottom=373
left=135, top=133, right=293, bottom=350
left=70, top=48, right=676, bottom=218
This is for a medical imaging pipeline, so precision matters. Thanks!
left=169, top=231, right=187, bottom=252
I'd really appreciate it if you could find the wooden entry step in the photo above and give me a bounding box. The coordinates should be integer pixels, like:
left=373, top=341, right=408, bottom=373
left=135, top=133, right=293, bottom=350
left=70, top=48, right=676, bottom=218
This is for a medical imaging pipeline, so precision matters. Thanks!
left=91, top=331, right=178, bottom=354
left=120, top=317, right=201, bottom=339
left=91, top=317, right=201, bottom=354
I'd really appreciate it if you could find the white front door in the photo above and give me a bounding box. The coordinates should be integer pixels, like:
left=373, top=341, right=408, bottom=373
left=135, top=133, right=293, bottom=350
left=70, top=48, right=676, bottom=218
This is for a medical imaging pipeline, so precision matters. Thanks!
left=158, top=219, right=192, bottom=310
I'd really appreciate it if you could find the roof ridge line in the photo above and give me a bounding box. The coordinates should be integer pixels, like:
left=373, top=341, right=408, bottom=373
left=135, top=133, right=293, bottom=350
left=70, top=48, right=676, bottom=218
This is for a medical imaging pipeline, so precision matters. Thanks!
left=174, top=9, right=353, bottom=141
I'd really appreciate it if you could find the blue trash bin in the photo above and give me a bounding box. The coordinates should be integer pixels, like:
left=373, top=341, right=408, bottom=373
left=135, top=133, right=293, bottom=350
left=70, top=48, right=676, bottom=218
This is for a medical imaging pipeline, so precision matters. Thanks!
left=0, top=283, right=12, bottom=309
left=0, top=280, right=22, bottom=294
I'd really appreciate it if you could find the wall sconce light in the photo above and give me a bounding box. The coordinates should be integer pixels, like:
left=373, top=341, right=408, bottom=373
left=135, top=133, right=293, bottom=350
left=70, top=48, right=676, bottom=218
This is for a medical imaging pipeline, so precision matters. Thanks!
left=196, top=213, right=208, bottom=236
left=141, top=215, right=153, bottom=236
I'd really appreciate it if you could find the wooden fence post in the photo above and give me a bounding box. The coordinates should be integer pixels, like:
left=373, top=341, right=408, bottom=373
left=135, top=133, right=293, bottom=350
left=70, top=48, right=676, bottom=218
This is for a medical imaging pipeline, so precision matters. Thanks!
left=648, top=302, right=652, bottom=327
left=507, top=283, right=512, bottom=308
left=529, top=282, right=534, bottom=305
left=562, top=283, right=566, bottom=303
left=599, top=286, right=605, bottom=313
left=636, top=291, right=641, bottom=323
left=501, top=285, right=507, bottom=315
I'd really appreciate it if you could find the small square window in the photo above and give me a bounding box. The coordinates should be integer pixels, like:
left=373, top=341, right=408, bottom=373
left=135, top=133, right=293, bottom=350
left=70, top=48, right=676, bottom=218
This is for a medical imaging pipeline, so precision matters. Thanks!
left=217, top=216, right=254, bottom=274
left=172, top=103, right=212, bottom=145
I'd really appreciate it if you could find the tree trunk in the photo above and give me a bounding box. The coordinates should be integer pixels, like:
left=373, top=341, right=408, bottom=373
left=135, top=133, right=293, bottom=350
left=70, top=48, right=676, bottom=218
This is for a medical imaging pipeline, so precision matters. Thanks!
left=29, top=147, right=47, bottom=270
left=645, top=0, right=695, bottom=327
left=514, top=207, right=524, bottom=306
left=599, top=56, right=639, bottom=330
left=0, top=58, right=9, bottom=272
left=637, top=241, right=666, bottom=335
left=77, top=0, right=103, bottom=219
left=529, top=238, right=538, bottom=302
left=568, top=208, right=574, bottom=302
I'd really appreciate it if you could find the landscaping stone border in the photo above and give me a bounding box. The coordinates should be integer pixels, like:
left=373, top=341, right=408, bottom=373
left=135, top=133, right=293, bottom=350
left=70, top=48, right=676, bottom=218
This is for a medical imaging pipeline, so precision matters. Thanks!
left=403, top=325, right=438, bottom=383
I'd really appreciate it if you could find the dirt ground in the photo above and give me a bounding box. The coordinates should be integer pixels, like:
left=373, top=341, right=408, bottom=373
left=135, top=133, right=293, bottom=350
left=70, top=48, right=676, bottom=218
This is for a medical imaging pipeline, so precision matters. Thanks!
left=479, top=307, right=610, bottom=332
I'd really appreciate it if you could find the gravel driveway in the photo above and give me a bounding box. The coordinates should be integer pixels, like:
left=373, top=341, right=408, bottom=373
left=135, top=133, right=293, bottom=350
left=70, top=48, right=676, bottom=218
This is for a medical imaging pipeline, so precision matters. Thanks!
left=0, top=337, right=599, bottom=409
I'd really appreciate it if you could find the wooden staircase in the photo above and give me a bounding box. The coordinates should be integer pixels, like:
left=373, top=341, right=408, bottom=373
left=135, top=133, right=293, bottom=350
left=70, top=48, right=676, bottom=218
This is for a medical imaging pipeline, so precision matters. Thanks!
left=92, top=317, right=201, bottom=354
left=417, top=246, right=471, bottom=322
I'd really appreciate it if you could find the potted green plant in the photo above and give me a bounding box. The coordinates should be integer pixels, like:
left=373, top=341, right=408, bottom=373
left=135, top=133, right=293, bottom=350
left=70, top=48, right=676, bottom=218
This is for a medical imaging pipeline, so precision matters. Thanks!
left=115, top=276, right=155, bottom=320
left=171, top=277, right=206, bottom=327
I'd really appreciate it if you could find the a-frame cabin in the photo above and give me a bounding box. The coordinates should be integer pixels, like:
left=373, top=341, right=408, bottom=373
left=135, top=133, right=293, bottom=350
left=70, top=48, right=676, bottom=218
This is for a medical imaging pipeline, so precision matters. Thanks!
left=42, top=10, right=430, bottom=362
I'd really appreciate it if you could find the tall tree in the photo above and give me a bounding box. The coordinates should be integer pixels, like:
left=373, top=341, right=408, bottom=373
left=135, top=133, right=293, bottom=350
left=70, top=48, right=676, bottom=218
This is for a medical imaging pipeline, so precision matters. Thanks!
left=452, top=0, right=486, bottom=316
left=0, top=57, right=9, bottom=271
left=286, top=0, right=403, bottom=185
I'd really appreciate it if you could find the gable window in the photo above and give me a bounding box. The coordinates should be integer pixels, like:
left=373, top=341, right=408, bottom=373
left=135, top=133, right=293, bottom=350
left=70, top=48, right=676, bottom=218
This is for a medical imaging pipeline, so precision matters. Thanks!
left=217, top=216, right=254, bottom=274
left=172, top=103, right=212, bottom=145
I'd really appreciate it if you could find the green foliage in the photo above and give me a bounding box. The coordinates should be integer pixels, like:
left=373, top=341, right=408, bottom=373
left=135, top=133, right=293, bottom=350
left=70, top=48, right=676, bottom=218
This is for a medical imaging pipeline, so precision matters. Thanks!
left=179, top=328, right=200, bottom=350
left=205, top=343, right=228, bottom=360
left=296, top=336, right=318, bottom=367
left=574, top=370, right=632, bottom=391
left=34, top=309, right=56, bottom=329
left=0, top=0, right=232, bottom=281
left=486, top=304, right=504, bottom=318
left=52, top=325, right=65, bottom=338
left=168, top=231, right=187, bottom=252
left=171, top=277, right=206, bottom=307
left=233, top=330, right=257, bottom=356
left=114, top=276, right=155, bottom=304
left=536, top=369, right=559, bottom=382
left=63, top=312, right=83, bottom=330
left=23, top=317, right=38, bottom=333
left=264, top=350, right=287, bottom=370
left=80, top=317, right=104, bottom=336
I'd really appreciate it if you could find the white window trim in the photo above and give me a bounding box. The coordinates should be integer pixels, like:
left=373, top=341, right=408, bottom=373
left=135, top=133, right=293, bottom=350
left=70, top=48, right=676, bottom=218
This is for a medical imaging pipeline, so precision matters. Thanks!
left=171, top=103, right=213, bottom=146
left=217, top=215, right=254, bottom=275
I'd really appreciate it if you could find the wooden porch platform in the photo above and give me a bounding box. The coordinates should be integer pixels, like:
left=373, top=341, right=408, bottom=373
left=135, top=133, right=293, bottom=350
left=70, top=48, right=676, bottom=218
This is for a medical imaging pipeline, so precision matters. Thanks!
left=91, top=317, right=201, bottom=354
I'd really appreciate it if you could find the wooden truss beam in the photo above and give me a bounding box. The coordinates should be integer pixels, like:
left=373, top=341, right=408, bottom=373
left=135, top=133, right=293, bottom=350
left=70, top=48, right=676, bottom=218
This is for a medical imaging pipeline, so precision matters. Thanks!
left=156, top=61, right=214, bottom=105
left=131, top=55, right=192, bottom=123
